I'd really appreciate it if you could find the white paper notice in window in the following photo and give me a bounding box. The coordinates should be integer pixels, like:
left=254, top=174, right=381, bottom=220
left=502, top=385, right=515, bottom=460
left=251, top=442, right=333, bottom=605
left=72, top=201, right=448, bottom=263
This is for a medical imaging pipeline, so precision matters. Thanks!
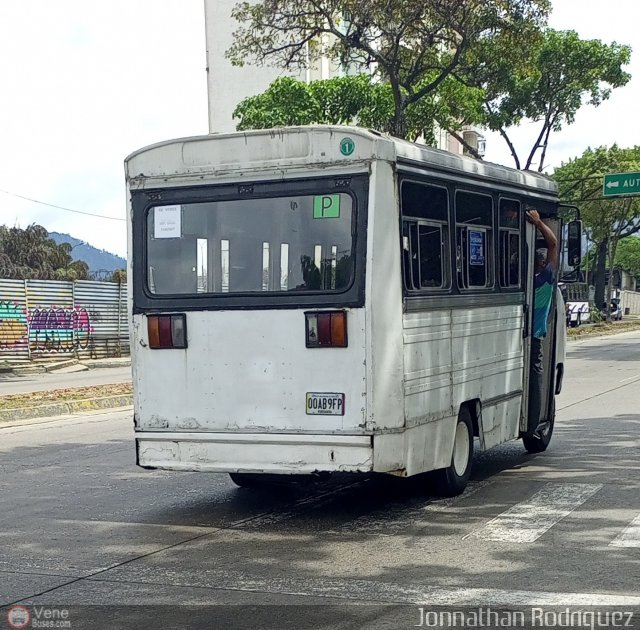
left=154, top=205, right=182, bottom=238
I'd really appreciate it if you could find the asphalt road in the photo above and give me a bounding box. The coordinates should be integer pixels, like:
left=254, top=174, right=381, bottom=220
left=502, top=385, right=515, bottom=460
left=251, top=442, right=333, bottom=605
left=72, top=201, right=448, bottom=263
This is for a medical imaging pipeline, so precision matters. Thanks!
left=1, top=331, right=639, bottom=629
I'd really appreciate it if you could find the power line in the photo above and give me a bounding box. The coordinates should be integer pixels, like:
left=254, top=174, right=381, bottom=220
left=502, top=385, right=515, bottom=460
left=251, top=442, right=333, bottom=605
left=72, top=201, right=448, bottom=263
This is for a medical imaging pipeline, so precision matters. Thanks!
left=0, top=189, right=126, bottom=222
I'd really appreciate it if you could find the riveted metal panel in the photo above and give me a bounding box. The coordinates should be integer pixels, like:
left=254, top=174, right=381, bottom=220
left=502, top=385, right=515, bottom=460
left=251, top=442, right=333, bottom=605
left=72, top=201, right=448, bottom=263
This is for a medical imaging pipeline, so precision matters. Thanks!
left=0, top=280, right=29, bottom=363
left=25, top=280, right=74, bottom=360
left=0, top=278, right=130, bottom=365
left=74, top=281, right=129, bottom=359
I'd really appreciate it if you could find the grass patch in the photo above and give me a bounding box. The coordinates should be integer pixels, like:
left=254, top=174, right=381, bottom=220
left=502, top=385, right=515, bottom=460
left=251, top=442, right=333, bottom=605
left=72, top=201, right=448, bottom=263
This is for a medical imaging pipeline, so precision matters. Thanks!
left=567, top=319, right=640, bottom=339
left=0, top=383, right=133, bottom=411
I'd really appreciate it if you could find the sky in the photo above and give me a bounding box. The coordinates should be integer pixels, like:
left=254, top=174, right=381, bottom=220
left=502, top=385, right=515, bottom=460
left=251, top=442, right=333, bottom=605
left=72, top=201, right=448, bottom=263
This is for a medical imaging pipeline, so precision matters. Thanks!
left=0, top=0, right=638, bottom=258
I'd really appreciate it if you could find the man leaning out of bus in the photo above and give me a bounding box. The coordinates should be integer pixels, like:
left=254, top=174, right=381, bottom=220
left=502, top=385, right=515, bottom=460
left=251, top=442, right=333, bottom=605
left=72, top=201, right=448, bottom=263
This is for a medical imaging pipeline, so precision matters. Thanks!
left=525, top=209, right=558, bottom=436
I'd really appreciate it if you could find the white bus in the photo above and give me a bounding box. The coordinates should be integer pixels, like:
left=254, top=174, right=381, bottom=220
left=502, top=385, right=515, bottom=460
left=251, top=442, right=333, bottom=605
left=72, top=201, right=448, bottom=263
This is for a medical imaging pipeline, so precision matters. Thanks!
left=125, top=126, right=580, bottom=496
left=559, top=281, right=590, bottom=327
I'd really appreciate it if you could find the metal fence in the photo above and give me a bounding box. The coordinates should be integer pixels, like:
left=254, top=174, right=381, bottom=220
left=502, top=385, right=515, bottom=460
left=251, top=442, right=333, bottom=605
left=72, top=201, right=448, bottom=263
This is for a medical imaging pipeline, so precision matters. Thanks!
left=0, top=279, right=129, bottom=364
left=621, top=290, right=640, bottom=315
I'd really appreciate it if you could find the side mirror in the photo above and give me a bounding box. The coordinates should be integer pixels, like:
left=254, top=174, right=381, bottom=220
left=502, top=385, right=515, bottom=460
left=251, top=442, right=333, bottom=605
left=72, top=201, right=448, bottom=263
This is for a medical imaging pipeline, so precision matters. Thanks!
left=567, top=220, right=582, bottom=268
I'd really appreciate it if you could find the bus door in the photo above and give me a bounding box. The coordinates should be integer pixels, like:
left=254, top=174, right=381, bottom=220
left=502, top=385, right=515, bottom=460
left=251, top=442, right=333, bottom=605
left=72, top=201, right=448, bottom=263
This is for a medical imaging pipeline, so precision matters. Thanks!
left=522, top=215, right=561, bottom=432
left=520, top=220, right=536, bottom=432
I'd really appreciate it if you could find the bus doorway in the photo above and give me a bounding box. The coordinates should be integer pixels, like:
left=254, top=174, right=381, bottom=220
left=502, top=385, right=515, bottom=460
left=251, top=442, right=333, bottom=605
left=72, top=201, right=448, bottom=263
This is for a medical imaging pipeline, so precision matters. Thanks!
left=522, top=212, right=562, bottom=452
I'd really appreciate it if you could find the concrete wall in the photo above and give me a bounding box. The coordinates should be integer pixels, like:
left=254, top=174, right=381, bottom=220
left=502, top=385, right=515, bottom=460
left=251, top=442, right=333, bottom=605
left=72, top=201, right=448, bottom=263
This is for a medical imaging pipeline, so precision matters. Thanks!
left=204, top=0, right=305, bottom=133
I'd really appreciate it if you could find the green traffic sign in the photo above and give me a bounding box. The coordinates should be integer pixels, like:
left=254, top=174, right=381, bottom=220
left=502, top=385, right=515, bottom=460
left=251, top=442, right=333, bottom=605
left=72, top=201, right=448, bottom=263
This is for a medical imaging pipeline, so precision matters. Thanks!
left=603, top=172, right=640, bottom=197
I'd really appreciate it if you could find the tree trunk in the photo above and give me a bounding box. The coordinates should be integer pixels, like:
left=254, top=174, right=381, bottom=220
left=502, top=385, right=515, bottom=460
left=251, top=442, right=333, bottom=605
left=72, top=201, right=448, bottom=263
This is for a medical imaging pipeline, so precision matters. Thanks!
left=594, top=238, right=608, bottom=310
left=388, top=78, right=408, bottom=139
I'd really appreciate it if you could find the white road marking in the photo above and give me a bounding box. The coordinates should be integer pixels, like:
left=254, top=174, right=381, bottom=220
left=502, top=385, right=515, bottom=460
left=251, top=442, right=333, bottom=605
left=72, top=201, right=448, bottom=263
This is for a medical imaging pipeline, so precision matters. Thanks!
left=465, top=483, right=602, bottom=543
left=620, top=374, right=640, bottom=382
left=95, top=568, right=640, bottom=606
left=610, top=513, right=640, bottom=548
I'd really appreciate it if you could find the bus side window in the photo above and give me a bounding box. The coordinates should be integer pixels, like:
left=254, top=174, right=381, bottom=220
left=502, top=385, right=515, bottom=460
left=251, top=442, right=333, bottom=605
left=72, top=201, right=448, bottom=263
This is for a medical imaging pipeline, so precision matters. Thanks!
left=455, top=191, right=493, bottom=290
left=499, top=199, right=520, bottom=289
left=400, top=181, right=449, bottom=291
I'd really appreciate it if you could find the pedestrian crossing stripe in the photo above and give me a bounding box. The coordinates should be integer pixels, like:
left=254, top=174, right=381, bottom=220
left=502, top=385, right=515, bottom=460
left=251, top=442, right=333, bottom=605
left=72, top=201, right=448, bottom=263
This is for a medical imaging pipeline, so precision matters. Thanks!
left=464, top=483, right=603, bottom=543
left=610, top=513, right=640, bottom=548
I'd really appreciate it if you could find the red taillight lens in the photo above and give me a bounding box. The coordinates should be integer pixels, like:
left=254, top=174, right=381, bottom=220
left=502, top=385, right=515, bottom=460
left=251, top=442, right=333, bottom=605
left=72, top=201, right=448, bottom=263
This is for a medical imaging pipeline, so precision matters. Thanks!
left=158, top=317, right=172, bottom=347
left=317, top=313, right=332, bottom=345
left=147, top=314, right=187, bottom=349
left=305, top=311, right=347, bottom=348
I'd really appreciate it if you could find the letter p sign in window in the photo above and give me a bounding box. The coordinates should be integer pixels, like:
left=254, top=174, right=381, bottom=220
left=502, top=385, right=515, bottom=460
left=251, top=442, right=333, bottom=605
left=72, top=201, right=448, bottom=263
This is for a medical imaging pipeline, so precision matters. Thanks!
left=313, top=195, right=341, bottom=219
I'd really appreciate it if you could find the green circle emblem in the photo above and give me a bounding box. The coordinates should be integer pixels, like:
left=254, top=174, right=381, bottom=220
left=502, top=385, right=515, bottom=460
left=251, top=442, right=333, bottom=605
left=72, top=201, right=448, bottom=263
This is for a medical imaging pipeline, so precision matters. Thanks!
left=340, top=137, right=355, bottom=156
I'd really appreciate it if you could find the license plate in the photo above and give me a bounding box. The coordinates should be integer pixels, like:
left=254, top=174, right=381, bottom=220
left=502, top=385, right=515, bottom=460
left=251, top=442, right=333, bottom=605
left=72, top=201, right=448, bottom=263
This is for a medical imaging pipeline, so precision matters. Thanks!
left=306, top=392, right=345, bottom=416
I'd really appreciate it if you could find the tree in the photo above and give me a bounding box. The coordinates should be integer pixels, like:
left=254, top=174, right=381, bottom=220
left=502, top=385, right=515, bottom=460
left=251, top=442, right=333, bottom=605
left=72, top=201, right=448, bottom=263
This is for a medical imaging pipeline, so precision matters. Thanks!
left=227, top=0, right=549, bottom=138
left=233, top=74, right=484, bottom=143
left=465, top=29, right=631, bottom=171
left=612, top=236, right=640, bottom=280
left=0, top=224, right=90, bottom=280
left=110, top=269, right=127, bottom=284
left=554, top=146, right=640, bottom=311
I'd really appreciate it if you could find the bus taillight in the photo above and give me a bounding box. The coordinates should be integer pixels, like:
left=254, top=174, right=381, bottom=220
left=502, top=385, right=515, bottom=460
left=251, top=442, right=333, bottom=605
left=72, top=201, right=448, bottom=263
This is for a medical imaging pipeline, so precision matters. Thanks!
left=147, top=314, right=187, bottom=349
left=305, top=311, right=348, bottom=348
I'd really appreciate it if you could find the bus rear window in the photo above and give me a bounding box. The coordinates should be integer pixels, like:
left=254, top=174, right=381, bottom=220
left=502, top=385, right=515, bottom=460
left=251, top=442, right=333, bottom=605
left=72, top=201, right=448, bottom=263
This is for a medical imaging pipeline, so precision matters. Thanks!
left=146, top=193, right=354, bottom=296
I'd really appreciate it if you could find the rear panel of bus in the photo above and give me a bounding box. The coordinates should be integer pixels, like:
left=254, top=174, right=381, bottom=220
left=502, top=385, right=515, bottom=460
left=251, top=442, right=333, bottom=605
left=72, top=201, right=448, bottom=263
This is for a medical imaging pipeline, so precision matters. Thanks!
left=128, top=167, right=379, bottom=474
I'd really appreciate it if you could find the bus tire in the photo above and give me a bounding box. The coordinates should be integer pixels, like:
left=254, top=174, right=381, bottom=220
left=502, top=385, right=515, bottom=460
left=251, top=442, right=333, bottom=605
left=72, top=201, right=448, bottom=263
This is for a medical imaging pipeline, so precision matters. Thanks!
left=522, top=398, right=555, bottom=453
left=229, top=473, right=262, bottom=488
left=432, top=407, right=473, bottom=497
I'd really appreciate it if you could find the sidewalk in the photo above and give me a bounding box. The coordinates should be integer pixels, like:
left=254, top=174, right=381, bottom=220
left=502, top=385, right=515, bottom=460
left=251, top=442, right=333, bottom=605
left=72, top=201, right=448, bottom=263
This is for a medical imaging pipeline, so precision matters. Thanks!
left=1, top=358, right=132, bottom=423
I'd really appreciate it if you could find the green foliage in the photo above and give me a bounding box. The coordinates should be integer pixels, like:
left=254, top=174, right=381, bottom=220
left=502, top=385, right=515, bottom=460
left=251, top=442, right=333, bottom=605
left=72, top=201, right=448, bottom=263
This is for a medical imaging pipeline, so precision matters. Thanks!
left=613, top=236, right=640, bottom=278
left=0, top=224, right=90, bottom=280
left=227, top=0, right=550, bottom=138
left=589, top=305, right=604, bottom=323
left=554, top=145, right=640, bottom=307
left=462, top=29, right=631, bottom=170
left=234, top=74, right=484, bottom=144
left=554, top=145, right=640, bottom=244
left=583, top=237, right=640, bottom=278
left=228, top=0, right=629, bottom=167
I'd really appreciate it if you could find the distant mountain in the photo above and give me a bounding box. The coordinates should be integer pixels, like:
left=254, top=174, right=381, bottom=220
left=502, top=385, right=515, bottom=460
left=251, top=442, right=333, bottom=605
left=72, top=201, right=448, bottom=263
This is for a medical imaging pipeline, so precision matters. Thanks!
left=49, top=232, right=126, bottom=273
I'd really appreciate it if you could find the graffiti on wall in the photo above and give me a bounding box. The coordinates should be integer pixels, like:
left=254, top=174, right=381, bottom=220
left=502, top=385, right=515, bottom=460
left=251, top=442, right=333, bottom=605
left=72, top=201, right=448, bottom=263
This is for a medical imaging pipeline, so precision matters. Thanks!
left=29, top=308, right=92, bottom=352
left=0, top=303, right=94, bottom=353
left=0, top=301, right=29, bottom=350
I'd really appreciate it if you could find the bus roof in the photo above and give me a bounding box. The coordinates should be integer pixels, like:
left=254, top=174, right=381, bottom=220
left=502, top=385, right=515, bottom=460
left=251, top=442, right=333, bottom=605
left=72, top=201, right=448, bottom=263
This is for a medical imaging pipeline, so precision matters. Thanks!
left=125, top=125, right=557, bottom=195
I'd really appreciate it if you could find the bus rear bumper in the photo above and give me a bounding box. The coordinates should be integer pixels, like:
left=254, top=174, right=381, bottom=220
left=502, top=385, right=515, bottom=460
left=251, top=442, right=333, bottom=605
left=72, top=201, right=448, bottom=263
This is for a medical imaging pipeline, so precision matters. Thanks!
left=135, top=432, right=374, bottom=474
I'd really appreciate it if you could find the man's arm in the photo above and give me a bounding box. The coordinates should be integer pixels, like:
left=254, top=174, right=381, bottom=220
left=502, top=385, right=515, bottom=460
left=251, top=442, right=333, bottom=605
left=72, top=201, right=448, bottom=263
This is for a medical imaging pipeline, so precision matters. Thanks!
left=526, top=210, right=558, bottom=269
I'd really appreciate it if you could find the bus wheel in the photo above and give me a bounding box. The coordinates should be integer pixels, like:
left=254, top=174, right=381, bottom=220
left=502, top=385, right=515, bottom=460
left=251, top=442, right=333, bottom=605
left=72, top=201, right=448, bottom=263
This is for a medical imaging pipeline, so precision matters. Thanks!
left=432, top=407, right=473, bottom=497
left=522, top=399, right=555, bottom=453
left=229, top=473, right=262, bottom=488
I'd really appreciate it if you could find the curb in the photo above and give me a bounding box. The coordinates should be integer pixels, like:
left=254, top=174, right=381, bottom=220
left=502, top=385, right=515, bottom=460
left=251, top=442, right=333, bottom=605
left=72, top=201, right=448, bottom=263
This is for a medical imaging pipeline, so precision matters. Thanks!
left=7, top=359, right=131, bottom=376
left=0, top=395, right=133, bottom=423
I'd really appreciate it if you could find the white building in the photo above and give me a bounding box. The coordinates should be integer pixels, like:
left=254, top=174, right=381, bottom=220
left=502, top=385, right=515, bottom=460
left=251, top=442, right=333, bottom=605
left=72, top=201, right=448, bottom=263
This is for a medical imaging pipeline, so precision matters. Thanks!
left=203, top=0, right=484, bottom=156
